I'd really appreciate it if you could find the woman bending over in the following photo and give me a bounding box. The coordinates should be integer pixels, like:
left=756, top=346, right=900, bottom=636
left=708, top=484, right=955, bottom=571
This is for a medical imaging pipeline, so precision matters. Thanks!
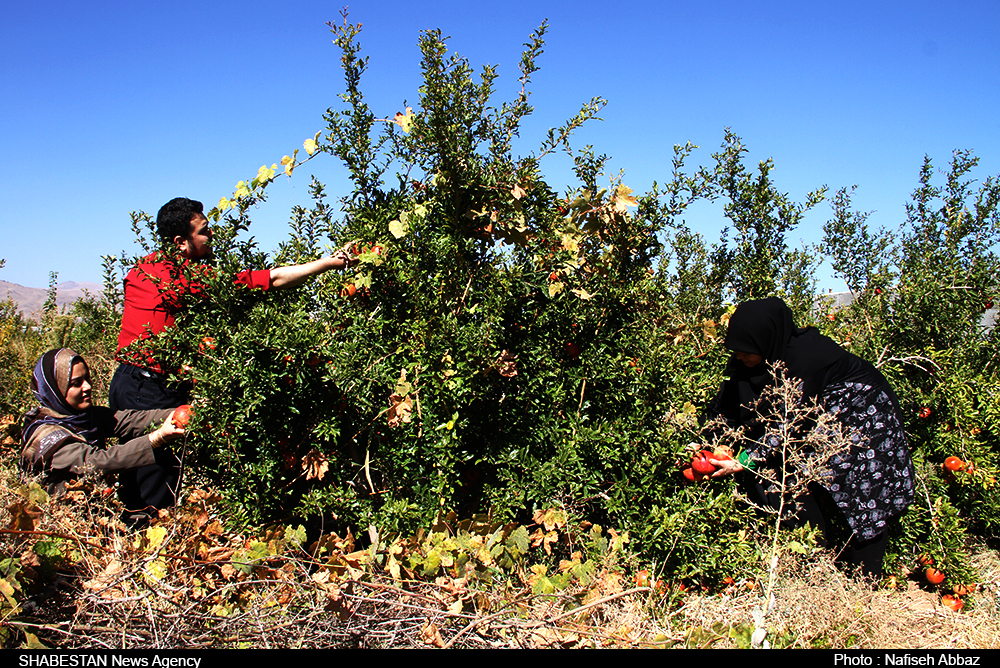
left=702, top=298, right=915, bottom=578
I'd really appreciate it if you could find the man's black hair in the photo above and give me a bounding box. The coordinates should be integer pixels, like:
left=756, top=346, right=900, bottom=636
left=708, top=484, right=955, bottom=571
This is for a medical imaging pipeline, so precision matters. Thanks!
left=156, top=198, right=204, bottom=241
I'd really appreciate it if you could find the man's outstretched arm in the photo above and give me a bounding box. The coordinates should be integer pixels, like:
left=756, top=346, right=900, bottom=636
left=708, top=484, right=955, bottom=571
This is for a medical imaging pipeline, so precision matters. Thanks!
left=269, top=251, right=354, bottom=290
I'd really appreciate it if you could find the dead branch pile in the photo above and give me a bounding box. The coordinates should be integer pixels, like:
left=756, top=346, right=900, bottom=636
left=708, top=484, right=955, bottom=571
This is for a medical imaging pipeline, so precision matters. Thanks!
left=2, top=475, right=668, bottom=649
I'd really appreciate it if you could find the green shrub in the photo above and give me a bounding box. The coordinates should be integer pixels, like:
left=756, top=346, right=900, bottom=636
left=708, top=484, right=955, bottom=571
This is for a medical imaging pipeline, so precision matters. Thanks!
left=50, top=14, right=998, bottom=589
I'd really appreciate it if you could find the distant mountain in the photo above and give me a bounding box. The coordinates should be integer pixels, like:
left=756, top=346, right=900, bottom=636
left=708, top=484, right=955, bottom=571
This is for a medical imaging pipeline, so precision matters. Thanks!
left=0, top=280, right=104, bottom=318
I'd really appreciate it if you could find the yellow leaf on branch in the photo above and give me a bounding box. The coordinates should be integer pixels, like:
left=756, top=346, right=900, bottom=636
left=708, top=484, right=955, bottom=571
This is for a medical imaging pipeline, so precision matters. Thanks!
left=388, top=219, right=408, bottom=238
left=560, top=232, right=580, bottom=252
left=611, top=184, right=638, bottom=214
left=256, top=164, right=277, bottom=184
left=145, top=557, right=169, bottom=582
left=393, top=106, right=414, bottom=133
left=533, top=507, right=567, bottom=530
left=389, top=211, right=410, bottom=238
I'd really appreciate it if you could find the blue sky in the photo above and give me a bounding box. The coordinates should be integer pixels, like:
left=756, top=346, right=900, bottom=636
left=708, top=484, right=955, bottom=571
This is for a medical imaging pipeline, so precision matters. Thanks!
left=2, top=0, right=998, bottom=290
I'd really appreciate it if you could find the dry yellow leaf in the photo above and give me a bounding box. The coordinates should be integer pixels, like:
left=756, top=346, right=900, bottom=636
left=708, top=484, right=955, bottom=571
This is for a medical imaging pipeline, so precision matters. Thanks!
left=301, top=448, right=329, bottom=481
left=393, top=106, right=414, bottom=133
left=420, top=620, right=446, bottom=648
left=388, top=393, right=413, bottom=428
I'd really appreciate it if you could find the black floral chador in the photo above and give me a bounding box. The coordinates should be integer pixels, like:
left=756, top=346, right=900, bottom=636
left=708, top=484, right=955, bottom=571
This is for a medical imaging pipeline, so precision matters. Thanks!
left=707, top=298, right=915, bottom=555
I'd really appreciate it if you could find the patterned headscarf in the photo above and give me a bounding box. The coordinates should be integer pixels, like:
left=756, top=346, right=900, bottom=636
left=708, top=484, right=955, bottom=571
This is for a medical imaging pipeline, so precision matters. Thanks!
left=31, top=348, right=84, bottom=413
left=21, top=348, right=100, bottom=466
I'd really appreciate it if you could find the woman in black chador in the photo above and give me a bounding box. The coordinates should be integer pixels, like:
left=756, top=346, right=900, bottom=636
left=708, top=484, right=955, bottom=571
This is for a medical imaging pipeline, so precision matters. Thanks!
left=703, top=297, right=914, bottom=578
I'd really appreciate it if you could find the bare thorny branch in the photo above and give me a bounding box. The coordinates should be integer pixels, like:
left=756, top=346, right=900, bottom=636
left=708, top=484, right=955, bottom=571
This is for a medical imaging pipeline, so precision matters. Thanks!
left=700, top=362, right=852, bottom=642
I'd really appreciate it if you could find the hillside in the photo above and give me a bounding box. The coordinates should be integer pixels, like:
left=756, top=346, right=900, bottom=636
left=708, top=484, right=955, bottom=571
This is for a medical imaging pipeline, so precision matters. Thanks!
left=0, top=280, right=103, bottom=318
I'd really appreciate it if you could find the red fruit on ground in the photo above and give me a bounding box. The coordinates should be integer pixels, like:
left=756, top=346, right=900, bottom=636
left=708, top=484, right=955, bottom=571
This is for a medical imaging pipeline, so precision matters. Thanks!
left=941, top=594, right=964, bottom=612
left=952, top=583, right=976, bottom=596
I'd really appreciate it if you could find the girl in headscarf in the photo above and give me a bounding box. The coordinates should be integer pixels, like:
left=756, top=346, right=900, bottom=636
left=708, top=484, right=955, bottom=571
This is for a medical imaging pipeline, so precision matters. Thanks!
left=20, top=348, right=185, bottom=515
left=703, top=298, right=915, bottom=578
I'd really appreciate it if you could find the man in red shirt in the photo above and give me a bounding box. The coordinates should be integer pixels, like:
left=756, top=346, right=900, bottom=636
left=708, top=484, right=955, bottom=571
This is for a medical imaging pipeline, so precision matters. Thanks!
left=110, top=197, right=353, bottom=411
left=107, top=197, right=353, bottom=518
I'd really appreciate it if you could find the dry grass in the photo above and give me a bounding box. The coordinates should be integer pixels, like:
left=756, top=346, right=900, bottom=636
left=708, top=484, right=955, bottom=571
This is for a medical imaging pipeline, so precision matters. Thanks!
left=661, top=548, right=1000, bottom=649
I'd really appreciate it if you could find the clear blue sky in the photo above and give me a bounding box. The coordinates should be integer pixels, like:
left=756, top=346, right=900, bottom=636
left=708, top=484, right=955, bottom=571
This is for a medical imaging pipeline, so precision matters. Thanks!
left=2, top=0, right=998, bottom=290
